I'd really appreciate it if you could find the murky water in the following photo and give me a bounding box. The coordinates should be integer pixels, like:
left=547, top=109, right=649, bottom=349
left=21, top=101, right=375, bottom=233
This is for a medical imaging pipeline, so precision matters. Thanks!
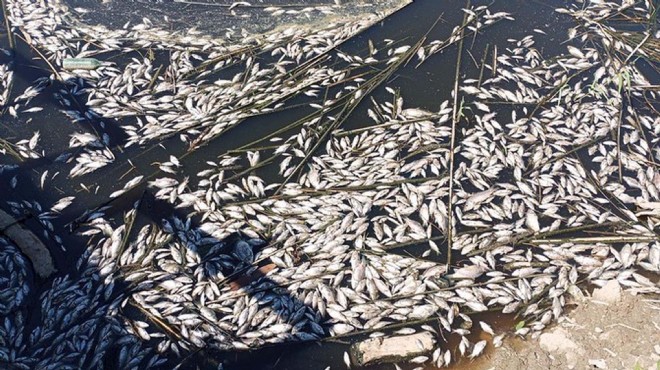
left=63, top=0, right=407, bottom=39
left=1, top=0, right=563, bottom=368
left=1, top=0, right=656, bottom=369
left=1, top=0, right=567, bottom=269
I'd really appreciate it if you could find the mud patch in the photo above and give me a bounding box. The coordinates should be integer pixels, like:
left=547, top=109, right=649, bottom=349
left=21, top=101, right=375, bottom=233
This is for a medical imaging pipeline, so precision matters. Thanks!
left=471, top=282, right=660, bottom=370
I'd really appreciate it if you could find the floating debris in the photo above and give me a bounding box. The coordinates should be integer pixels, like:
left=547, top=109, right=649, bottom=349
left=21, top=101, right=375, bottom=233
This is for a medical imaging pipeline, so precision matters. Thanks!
left=350, top=332, right=435, bottom=366
left=0, top=209, right=56, bottom=278
left=0, top=0, right=658, bottom=369
left=62, top=57, right=102, bottom=70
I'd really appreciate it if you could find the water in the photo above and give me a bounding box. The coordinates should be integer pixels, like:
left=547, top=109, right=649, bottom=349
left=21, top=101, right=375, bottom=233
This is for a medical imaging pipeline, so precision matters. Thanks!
left=1, top=0, right=656, bottom=369
left=63, top=0, right=407, bottom=39
left=0, top=0, right=570, bottom=274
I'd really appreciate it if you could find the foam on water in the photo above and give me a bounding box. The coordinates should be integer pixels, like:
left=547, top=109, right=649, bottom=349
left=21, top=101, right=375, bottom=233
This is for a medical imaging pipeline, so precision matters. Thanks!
left=62, top=0, right=408, bottom=39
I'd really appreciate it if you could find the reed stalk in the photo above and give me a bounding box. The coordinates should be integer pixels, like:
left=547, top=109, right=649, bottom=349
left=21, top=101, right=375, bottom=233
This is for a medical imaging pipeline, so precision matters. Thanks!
left=529, top=235, right=657, bottom=245
left=446, top=0, right=470, bottom=270
left=274, top=41, right=423, bottom=195
left=334, top=114, right=443, bottom=137
left=0, top=0, right=14, bottom=50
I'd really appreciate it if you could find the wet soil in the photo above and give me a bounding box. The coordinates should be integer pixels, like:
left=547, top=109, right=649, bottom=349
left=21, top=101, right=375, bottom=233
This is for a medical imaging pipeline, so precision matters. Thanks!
left=468, top=284, right=660, bottom=370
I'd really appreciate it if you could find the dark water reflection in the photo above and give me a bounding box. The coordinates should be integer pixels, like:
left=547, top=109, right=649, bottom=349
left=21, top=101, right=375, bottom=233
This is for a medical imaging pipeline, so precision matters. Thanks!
left=0, top=0, right=578, bottom=369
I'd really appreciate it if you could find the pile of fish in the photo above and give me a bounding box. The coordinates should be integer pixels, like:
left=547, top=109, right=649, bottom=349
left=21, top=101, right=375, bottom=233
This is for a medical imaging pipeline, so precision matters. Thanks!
left=0, top=235, right=165, bottom=369
left=0, top=0, right=658, bottom=369
left=0, top=238, right=31, bottom=317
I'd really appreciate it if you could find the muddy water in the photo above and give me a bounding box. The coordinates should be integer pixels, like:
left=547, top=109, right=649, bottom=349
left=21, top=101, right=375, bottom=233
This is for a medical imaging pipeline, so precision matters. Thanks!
left=0, top=0, right=579, bottom=369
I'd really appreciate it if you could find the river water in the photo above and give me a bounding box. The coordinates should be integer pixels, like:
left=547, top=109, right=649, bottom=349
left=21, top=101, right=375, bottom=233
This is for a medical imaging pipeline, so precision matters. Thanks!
left=1, top=0, right=657, bottom=369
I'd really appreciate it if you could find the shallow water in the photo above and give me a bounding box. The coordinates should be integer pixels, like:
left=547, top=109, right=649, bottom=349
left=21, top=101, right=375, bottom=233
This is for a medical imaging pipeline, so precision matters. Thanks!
left=63, top=0, right=407, bottom=39
left=1, top=0, right=569, bottom=280
left=1, top=0, right=655, bottom=369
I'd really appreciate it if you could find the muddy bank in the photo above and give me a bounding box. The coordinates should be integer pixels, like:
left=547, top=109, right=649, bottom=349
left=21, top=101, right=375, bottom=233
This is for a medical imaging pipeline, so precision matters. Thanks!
left=470, top=281, right=660, bottom=370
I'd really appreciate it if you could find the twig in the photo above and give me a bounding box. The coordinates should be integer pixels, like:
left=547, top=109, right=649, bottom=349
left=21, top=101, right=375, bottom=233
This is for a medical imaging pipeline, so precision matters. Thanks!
left=446, top=0, right=470, bottom=270
left=147, top=64, right=163, bottom=92
left=274, top=41, right=422, bottom=195
left=130, top=299, right=186, bottom=342
left=0, top=0, right=14, bottom=50
left=519, top=221, right=624, bottom=242
left=0, top=138, right=23, bottom=162
left=622, top=32, right=651, bottom=65
left=607, top=323, right=640, bottom=332
left=616, top=98, right=624, bottom=183
left=228, top=174, right=447, bottom=207
left=380, top=235, right=446, bottom=252
left=334, top=114, right=443, bottom=137
left=115, top=193, right=144, bottom=259
left=529, top=235, right=657, bottom=245
left=14, top=33, right=62, bottom=81
left=465, top=221, right=626, bottom=257
left=523, top=130, right=604, bottom=177
left=477, top=44, right=489, bottom=89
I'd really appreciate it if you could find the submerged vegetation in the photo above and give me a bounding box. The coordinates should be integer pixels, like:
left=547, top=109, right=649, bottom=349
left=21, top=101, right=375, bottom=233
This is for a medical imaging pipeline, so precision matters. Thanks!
left=0, top=0, right=658, bottom=369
